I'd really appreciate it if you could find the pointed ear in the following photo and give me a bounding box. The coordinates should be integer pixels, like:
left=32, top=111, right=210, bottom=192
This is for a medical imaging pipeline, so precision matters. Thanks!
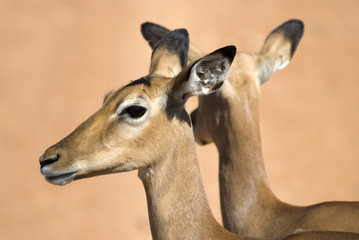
left=258, top=19, right=304, bottom=84
left=171, top=45, right=236, bottom=103
left=141, top=22, right=171, bottom=49
left=149, top=29, right=189, bottom=78
left=141, top=22, right=205, bottom=65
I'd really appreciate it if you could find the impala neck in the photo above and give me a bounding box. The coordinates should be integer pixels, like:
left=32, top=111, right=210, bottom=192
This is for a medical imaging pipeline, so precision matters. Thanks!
left=215, top=80, right=279, bottom=234
left=138, top=125, right=237, bottom=240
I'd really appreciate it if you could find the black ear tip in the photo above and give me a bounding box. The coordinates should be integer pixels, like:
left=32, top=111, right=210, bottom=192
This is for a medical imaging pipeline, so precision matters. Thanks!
left=141, top=22, right=161, bottom=39
left=284, top=19, right=304, bottom=30
left=273, top=19, right=305, bottom=39
left=157, top=28, right=189, bottom=45
left=173, top=28, right=189, bottom=38
left=272, top=19, right=305, bottom=56
left=276, top=19, right=304, bottom=32
left=151, top=28, right=189, bottom=68
left=226, top=45, right=237, bottom=56
left=163, top=28, right=189, bottom=47
left=141, top=22, right=172, bottom=49
left=215, top=45, right=237, bottom=63
left=141, top=21, right=151, bottom=29
left=141, top=22, right=156, bottom=42
left=141, top=22, right=154, bottom=33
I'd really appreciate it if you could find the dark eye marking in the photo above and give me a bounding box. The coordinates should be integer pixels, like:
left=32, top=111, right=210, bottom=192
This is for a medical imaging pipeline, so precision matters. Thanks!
left=125, top=77, right=150, bottom=88
left=122, top=106, right=147, bottom=119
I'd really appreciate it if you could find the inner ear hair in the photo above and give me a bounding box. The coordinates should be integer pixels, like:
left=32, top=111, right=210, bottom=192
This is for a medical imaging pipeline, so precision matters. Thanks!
left=171, top=45, right=236, bottom=103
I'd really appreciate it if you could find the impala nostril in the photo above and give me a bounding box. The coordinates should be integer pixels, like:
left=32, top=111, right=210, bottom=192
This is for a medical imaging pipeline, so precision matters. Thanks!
left=40, top=154, right=59, bottom=168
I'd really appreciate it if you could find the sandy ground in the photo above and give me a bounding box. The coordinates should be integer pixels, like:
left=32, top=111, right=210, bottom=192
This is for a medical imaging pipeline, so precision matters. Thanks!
left=1, top=0, right=358, bottom=239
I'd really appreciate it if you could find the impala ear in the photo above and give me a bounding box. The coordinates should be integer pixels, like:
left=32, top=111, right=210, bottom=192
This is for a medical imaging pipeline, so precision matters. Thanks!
left=141, top=22, right=171, bottom=49
left=141, top=22, right=205, bottom=66
left=149, top=29, right=189, bottom=78
left=258, top=19, right=304, bottom=84
left=171, top=45, right=236, bottom=103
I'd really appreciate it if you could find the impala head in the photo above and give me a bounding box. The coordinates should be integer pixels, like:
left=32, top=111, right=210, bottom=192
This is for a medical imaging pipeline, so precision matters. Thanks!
left=192, top=19, right=304, bottom=145
left=39, top=29, right=236, bottom=185
left=141, top=20, right=304, bottom=145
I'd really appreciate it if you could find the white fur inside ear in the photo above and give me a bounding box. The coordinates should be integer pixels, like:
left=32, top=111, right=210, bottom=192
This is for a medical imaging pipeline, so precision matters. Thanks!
left=189, top=59, right=228, bottom=94
left=173, top=54, right=231, bottom=102
left=189, top=64, right=214, bottom=94
left=278, top=59, right=289, bottom=70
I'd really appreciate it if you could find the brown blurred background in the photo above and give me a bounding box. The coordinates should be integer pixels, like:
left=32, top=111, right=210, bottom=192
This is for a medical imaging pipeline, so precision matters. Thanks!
left=1, top=0, right=358, bottom=239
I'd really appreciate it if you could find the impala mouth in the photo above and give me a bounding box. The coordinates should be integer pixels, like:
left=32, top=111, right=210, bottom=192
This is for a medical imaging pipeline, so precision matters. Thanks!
left=41, top=167, right=78, bottom=186
left=45, top=171, right=78, bottom=186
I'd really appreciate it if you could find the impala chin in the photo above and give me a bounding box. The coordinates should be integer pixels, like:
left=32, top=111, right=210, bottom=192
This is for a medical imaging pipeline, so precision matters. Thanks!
left=45, top=171, right=77, bottom=185
left=41, top=166, right=78, bottom=186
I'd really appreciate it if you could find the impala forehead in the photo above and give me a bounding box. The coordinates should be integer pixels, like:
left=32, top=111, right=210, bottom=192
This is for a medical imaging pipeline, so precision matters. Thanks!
left=105, top=80, right=147, bottom=101
left=104, top=78, right=169, bottom=114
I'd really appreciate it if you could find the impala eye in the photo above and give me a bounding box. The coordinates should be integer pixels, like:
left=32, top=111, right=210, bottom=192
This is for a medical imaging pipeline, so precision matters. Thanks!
left=124, top=106, right=147, bottom=118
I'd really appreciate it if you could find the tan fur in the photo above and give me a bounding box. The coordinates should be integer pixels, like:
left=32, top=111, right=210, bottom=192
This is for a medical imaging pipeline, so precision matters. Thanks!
left=39, top=28, right=359, bottom=240
left=39, top=34, right=242, bottom=240
left=189, top=27, right=359, bottom=238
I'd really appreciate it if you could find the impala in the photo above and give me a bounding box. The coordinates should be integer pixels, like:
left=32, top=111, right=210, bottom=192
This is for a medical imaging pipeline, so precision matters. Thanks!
left=141, top=20, right=359, bottom=238
left=39, top=27, right=359, bottom=240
